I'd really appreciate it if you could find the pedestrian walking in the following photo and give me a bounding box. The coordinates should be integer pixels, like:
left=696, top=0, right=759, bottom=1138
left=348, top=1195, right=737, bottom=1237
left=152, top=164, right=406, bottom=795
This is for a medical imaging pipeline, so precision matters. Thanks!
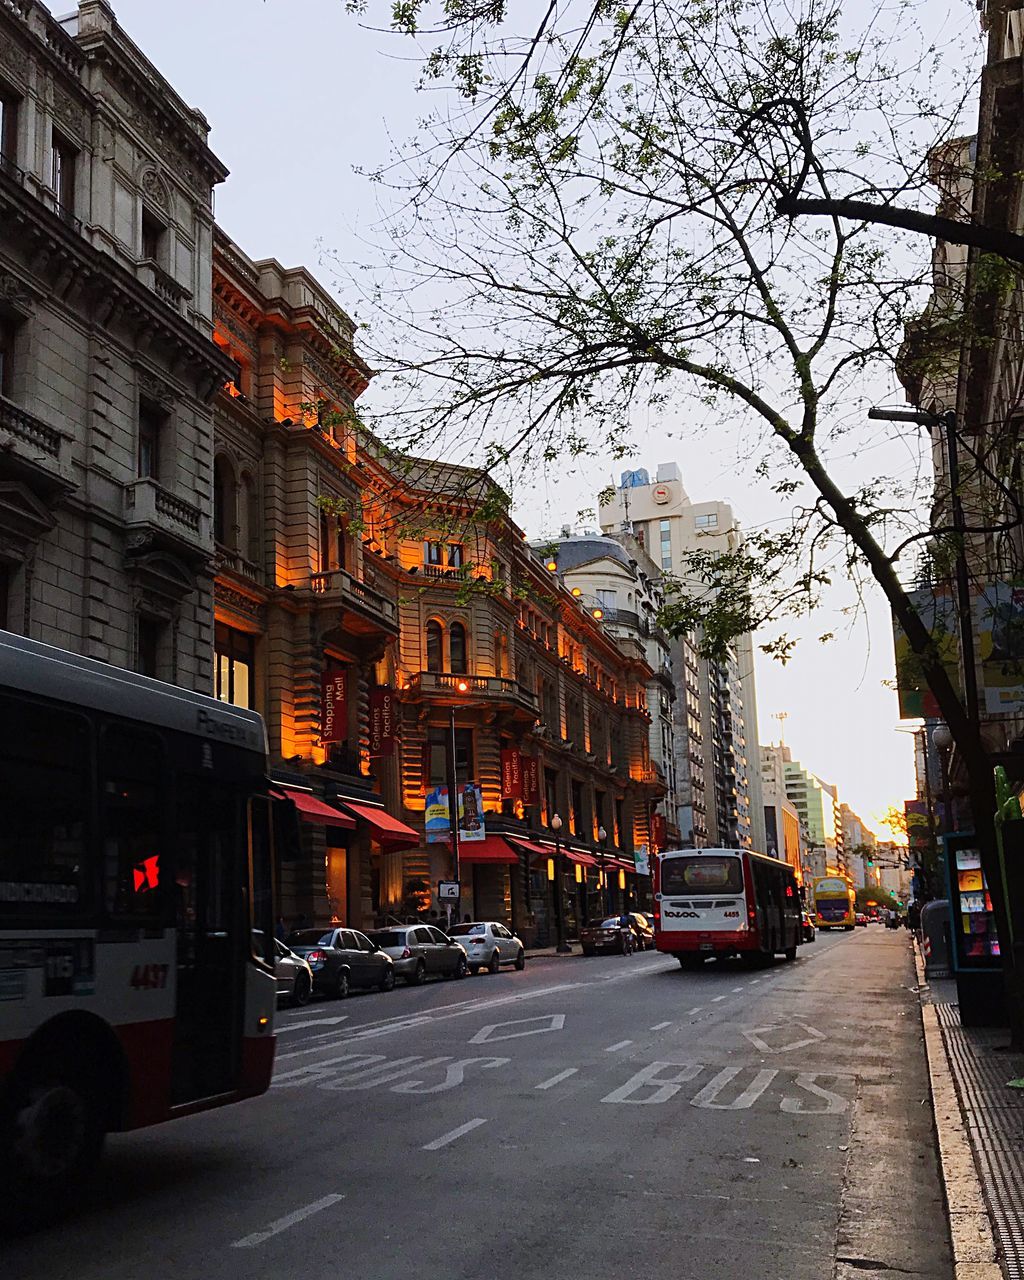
left=275, top=916, right=287, bottom=941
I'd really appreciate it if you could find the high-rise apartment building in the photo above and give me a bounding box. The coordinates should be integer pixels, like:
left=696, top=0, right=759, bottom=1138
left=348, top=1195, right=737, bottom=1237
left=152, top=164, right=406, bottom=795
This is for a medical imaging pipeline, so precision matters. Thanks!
left=783, top=758, right=845, bottom=878
left=600, top=462, right=765, bottom=851
left=761, top=743, right=806, bottom=882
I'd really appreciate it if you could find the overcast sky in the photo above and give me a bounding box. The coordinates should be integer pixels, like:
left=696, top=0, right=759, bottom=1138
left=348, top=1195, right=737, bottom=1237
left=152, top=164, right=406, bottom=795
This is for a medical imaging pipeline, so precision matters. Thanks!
left=109, top=0, right=982, bottom=835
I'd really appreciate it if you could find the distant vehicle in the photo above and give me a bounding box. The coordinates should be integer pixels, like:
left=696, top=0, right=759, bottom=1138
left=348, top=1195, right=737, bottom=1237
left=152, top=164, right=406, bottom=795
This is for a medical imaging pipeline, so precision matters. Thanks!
left=652, top=847, right=802, bottom=968
left=286, top=927, right=396, bottom=997
left=274, top=938, right=313, bottom=1006
left=365, top=925, right=467, bottom=983
left=800, top=910, right=816, bottom=943
left=0, top=629, right=284, bottom=1229
left=855, top=912, right=869, bottom=927
left=447, top=921, right=526, bottom=974
left=625, top=912, right=655, bottom=950
left=580, top=916, right=635, bottom=956
left=813, top=875, right=856, bottom=931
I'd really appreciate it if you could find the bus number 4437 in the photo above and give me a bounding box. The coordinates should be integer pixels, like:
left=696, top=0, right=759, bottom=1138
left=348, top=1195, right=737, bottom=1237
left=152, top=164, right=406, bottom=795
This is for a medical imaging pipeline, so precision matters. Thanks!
left=130, top=964, right=169, bottom=990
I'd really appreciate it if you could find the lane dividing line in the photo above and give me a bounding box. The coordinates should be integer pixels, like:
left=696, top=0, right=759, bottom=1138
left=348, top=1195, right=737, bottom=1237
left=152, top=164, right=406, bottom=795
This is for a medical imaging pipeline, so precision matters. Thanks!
left=536, top=1068, right=578, bottom=1090
left=711, top=995, right=727, bottom=1003
left=605, top=1040, right=633, bottom=1052
left=277, top=1016, right=348, bottom=1034
left=650, top=1021, right=672, bottom=1030
left=231, top=1194, right=344, bottom=1248
left=731, top=986, right=744, bottom=993
left=686, top=1006, right=703, bottom=1015
left=423, top=1118, right=487, bottom=1150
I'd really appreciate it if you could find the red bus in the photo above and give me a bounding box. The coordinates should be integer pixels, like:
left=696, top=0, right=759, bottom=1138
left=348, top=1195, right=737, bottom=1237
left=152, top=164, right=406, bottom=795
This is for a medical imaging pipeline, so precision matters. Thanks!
left=653, top=846, right=802, bottom=970
left=0, top=632, right=283, bottom=1227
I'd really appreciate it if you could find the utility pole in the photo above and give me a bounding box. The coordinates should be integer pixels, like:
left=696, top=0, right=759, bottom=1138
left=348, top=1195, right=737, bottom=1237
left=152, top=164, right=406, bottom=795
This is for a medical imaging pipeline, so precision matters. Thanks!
left=773, top=711, right=788, bottom=744
left=447, top=705, right=460, bottom=896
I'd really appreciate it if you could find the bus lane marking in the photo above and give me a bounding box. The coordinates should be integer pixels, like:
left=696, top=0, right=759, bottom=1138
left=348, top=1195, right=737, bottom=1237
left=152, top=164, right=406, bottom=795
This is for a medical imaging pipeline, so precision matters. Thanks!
left=231, top=1193, right=344, bottom=1248
left=599, top=1062, right=854, bottom=1113
left=742, top=1024, right=825, bottom=1054
left=601, top=1062, right=704, bottom=1104
left=605, top=1040, right=633, bottom=1052
left=536, top=1068, right=578, bottom=1090
left=469, top=1013, right=565, bottom=1044
left=276, top=1015, right=348, bottom=1034
left=686, top=1007, right=703, bottom=1016
left=423, top=1118, right=487, bottom=1150
left=711, top=995, right=728, bottom=1003
left=690, top=1066, right=778, bottom=1110
left=650, top=1021, right=672, bottom=1030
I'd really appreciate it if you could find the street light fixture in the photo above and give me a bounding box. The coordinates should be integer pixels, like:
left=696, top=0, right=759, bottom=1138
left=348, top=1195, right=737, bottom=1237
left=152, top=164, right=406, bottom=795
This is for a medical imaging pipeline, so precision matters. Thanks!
left=597, top=825, right=609, bottom=916
left=551, top=813, right=571, bottom=953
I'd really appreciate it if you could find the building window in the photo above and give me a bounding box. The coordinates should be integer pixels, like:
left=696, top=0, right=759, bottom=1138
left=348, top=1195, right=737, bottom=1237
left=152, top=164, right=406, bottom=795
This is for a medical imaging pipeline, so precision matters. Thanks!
left=138, top=399, right=164, bottom=479
left=0, top=314, right=15, bottom=398
left=449, top=621, right=467, bottom=674
left=570, top=779, right=585, bottom=837
left=424, top=541, right=443, bottom=565
left=494, top=628, right=509, bottom=677
left=51, top=130, right=76, bottom=217
left=0, top=562, right=10, bottom=630
left=695, top=513, right=719, bottom=529
left=215, top=623, right=255, bottom=709
left=596, top=589, right=616, bottom=612
left=426, top=726, right=473, bottom=784
left=0, top=92, right=18, bottom=169
left=447, top=544, right=464, bottom=568
left=544, top=768, right=558, bottom=826
left=426, top=619, right=443, bottom=672
left=136, top=616, right=164, bottom=679
left=140, top=206, right=167, bottom=266
left=213, top=455, right=234, bottom=547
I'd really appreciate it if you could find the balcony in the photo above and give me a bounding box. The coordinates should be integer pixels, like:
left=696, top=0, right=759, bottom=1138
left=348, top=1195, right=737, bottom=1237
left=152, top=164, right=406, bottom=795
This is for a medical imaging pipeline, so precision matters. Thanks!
left=310, top=566, right=399, bottom=636
left=215, top=545, right=261, bottom=584
left=139, top=261, right=192, bottom=317
left=0, top=396, right=62, bottom=460
left=124, top=478, right=206, bottom=557
left=404, top=671, right=539, bottom=721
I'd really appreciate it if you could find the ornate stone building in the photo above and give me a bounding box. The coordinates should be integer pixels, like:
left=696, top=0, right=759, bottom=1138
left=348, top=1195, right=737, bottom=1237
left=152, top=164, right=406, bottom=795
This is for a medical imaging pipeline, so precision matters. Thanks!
left=0, top=0, right=233, bottom=683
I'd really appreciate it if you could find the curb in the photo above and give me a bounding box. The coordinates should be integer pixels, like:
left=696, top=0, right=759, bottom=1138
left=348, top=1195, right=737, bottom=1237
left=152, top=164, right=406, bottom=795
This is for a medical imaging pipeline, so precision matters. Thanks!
left=914, top=944, right=1004, bottom=1280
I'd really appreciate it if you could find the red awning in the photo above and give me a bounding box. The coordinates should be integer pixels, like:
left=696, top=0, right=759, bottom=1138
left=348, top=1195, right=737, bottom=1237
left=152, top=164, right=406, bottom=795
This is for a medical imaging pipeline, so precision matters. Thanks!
left=455, top=835, right=520, bottom=865
left=605, top=857, right=636, bottom=873
left=340, top=800, right=420, bottom=848
left=508, top=837, right=550, bottom=857
left=565, top=849, right=598, bottom=868
left=510, top=838, right=597, bottom=868
left=276, top=787, right=356, bottom=828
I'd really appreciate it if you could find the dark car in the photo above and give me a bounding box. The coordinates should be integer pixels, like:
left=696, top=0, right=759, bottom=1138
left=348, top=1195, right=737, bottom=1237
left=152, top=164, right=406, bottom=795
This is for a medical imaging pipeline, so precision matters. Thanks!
left=365, top=925, right=468, bottom=984
left=285, top=927, right=395, bottom=998
left=580, top=916, right=635, bottom=957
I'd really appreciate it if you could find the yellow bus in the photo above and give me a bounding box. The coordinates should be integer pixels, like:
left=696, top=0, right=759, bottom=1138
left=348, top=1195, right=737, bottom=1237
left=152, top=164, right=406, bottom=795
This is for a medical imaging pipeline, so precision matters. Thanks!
left=812, top=875, right=856, bottom=930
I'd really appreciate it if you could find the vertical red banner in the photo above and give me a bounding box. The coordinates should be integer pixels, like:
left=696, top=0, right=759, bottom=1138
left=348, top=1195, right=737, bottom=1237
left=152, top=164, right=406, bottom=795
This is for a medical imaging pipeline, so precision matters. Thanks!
left=651, top=812, right=667, bottom=851
left=520, top=753, right=539, bottom=805
left=320, top=667, right=348, bottom=744
left=369, top=687, right=396, bottom=757
left=500, top=748, right=522, bottom=799
left=420, top=743, right=432, bottom=791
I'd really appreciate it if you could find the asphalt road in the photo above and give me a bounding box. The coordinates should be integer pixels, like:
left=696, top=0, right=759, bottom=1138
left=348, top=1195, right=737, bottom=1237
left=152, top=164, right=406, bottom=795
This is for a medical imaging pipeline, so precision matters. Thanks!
left=5, top=928, right=951, bottom=1280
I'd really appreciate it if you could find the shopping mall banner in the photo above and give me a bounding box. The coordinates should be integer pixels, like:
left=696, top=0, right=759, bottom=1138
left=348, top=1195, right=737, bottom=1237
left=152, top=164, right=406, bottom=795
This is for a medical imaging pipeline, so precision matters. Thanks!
left=520, top=754, right=540, bottom=805
left=368, top=687, right=395, bottom=757
left=320, top=667, right=348, bottom=744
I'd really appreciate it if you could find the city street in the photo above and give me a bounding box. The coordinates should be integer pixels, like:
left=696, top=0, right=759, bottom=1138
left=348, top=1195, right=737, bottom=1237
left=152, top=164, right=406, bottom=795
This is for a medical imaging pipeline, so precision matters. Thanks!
left=5, top=929, right=950, bottom=1280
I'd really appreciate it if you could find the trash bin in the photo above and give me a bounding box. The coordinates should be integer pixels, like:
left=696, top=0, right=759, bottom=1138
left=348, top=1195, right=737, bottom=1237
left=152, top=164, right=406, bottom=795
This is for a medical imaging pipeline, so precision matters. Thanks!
left=921, top=899, right=952, bottom=980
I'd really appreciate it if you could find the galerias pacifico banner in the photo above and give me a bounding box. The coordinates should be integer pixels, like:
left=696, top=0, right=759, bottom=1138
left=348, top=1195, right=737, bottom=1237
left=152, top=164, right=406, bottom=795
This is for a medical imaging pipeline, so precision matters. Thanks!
left=320, top=668, right=348, bottom=744
left=500, top=748, right=522, bottom=798
left=520, top=753, right=540, bottom=805
left=369, top=687, right=395, bottom=756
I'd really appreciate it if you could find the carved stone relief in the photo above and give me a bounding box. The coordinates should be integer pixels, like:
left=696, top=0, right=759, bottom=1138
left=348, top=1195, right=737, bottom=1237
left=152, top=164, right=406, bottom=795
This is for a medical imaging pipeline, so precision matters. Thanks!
left=140, top=168, right=170, bottom=211
left=137, top=369, right=175, bottom=409
left=52, top=85, right=88, bottom=140
left=0, top=273, right=34, bottom=315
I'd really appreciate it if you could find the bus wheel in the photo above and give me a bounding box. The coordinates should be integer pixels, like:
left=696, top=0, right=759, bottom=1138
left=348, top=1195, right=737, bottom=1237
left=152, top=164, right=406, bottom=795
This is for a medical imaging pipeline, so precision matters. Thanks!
left=677, top=956, right=699, bottom=971
left=784, top=946, right=797, bottom=962
left=2, top=1073, right=104, bottom=1231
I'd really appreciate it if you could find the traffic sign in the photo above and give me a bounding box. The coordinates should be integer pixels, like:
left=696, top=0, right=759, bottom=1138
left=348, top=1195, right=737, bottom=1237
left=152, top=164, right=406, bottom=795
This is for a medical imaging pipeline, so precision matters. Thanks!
left=438, top=880, right=460, bottom=900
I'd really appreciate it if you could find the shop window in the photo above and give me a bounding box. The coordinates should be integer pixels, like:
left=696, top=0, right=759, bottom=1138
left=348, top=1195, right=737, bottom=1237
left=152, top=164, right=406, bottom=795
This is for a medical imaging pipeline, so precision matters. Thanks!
left=215, top=623, right=256, bottom=709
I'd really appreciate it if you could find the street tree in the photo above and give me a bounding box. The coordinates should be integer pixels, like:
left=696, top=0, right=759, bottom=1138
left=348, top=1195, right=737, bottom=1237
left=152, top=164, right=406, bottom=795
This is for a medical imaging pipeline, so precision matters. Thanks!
left=340, top=1, right=1023, bottom=1029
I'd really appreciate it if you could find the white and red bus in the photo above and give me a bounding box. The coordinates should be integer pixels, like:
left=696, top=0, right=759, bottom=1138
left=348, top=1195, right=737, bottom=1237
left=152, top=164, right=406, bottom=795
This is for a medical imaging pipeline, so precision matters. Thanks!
left=652, top=846, right=802, bottom=969
left=0, top=631, right=284, bottom=1226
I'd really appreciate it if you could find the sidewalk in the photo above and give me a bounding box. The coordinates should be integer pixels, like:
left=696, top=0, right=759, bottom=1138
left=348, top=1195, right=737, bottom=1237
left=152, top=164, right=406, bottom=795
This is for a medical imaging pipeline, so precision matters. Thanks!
left=524, top=943, right=581, bottom=959
left=916, top=943, right=1024, bottom=1279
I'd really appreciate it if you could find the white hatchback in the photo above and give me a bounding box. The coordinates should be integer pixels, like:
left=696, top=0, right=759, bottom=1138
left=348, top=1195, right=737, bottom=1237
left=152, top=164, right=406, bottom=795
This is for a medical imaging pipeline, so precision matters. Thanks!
left=447, top=921, right=526, bottom=975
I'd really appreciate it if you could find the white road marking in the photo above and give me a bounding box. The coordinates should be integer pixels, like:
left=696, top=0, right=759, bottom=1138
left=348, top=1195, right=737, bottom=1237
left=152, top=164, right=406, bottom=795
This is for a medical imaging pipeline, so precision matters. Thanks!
left=711, top=995, right=727, bottom=1003
left=686, top=1006, right=703, bottom=1015
left=276, top=1015, right=348, bottom=1034
left=690, top=1066, right=778, bottom=1110
left=731, top=986, right=744, bottom=993
left=749, top=979, right=760, bottom=984
left=650, top=1021, right=672, bottom=1030
left=601, top=1061, right=703, bottom=1104
left=742, top=1024, right=825, bottom=1055
left=423, top=1118, right=487, bottom=1150
left=536, top=1068, right=579, bottom=1090
left=605, top=1039, right=633, bottom=1052
left=230, top=1194, right=344, bottom=1248
left=469, top=1013, right=566, bottom=1044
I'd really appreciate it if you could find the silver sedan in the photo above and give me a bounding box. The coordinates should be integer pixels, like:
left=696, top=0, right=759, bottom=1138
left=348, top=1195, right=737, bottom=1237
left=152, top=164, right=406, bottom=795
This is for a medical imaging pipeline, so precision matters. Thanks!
left=447, top=921, right=526, bottom=975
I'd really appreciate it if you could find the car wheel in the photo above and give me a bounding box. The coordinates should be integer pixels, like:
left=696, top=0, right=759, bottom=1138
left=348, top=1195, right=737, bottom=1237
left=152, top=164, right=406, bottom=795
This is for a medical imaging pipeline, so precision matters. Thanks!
left=784, top=945, right=797, bottom=962
left=289, top=971, right=312, bottom=1007
left=677, top=955, right=699, bottom=971
left=334, top=970, right=349, bottom=999
left=488, top=950, right=501, bottom=975
left=514, top=948, right=526, bottom=971
left=582, top=945, right=595, bottom=957
left=452, top=955, right=468, bottom=979
left=469, top=966, right=480, bottom=976
left=617, top=936, right=626, bottom=955
left=379, top=967, right=395, bottom=993
left=411, top=960, right=427, bottom=986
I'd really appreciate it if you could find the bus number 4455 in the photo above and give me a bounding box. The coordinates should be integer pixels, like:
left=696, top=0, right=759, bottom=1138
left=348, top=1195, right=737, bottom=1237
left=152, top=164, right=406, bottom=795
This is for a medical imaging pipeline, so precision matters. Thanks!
left=130, top=964, right=169, bottom=990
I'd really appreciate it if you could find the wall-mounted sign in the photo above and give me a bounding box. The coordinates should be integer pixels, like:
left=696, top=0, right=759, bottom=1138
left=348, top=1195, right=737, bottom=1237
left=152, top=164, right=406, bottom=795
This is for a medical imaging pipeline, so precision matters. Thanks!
left=438, top=880, right=460, bottom=900
left=320, top=667, right=348, bottom=744
left=520, top=754, right=540, bottom=805
left=369, top=687, right=395, bottom=757
left=500, top=748, right=522, bottom=799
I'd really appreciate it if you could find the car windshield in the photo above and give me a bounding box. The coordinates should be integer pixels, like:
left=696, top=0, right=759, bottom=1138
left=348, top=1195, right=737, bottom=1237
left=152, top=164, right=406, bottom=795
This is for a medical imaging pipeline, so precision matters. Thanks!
left=449, top=923, right=486, bottom=936
left=366, top=932, right=406, bottom=947
left=286, top=929, right=335, bottom=946
left=661, top=855, right=743, bottom=896
left=592, top=918, right=623, bottom=928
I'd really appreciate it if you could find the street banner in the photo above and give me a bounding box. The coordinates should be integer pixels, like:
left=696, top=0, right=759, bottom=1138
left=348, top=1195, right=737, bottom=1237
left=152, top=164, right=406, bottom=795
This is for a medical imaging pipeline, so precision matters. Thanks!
left=892, top=586, right=959, bottom=719
left=425, top=784, right=452, bottom=843
left=424, top=781, right=486, bottom=843
left=651, top=813, right=667, bottom=851
left=368, top=687, right=395, bottom=756
left=500, top=748, right=522, bottom=799
left=520, top=753, right=540, bottom=805
left=634, top=843, right=650, bottom=876
left=320, top=667, right=348, bottom=744
left=975, top=582, right=1024, bottom=715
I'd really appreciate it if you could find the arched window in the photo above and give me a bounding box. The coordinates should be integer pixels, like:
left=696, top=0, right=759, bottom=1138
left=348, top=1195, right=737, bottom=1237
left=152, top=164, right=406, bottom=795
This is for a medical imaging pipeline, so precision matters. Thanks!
left=449, top=621, right=467, bottom=674
left=426, top=620, right=443, bottom=673
left=494, top=628, right=509, bottom=677
left=213, top=455, right=235, bottom=548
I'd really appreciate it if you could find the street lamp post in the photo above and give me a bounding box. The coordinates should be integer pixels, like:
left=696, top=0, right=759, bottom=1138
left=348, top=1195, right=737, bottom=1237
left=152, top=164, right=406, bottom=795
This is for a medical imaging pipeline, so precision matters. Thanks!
left=597, top=825, right=609, bottom=917
left=551, top=814, right=571, bottom=953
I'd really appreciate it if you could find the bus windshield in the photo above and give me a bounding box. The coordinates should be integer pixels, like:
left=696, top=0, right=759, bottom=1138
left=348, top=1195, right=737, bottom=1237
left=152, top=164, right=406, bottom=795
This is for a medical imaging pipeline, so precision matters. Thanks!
left=661, top=855, right=743, bottom=896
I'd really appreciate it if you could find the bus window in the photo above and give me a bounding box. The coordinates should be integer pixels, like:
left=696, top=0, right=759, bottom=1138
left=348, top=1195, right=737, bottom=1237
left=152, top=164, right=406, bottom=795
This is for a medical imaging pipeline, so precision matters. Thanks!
left=0, top=693, right=91, bottom=920
left=101, top=724, right=166, bottom=922
left=661, top=854, right=743, bottom=896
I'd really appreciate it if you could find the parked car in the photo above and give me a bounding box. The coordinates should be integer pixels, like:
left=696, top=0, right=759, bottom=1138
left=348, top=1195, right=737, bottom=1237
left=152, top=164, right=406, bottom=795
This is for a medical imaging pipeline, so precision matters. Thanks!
left=274, top=938, right=314, bottom=1006
left=365, top=925, right=468, bottom=984
left=285, top=927, right=396, bottom=998
left=800, top=910, right=816, bottom=944
left=447, top=921, right=526, bottom=974
left=855, top=912, right=869, bottom=927
left=580, top=916, right=635, bottom=956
